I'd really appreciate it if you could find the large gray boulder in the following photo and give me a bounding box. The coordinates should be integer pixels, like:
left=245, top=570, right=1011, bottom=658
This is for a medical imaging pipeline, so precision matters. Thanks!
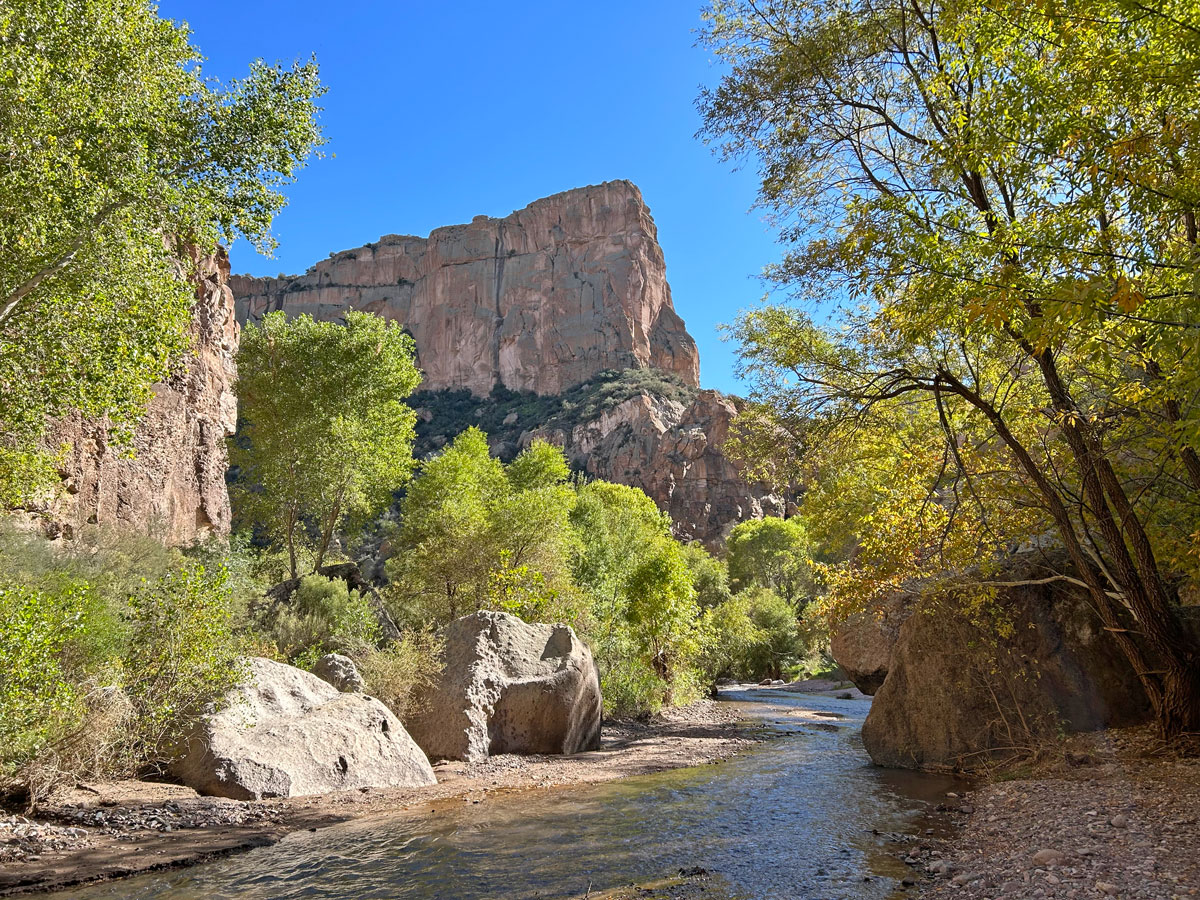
left=170, top=657, right=436, bottom=800
left=407, top=611, right=602, bottom=762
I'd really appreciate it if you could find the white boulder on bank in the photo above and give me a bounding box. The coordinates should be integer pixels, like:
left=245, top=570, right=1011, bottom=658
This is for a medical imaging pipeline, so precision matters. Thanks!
left=407, top=611, right=603, bottom=762
left=170, top=657, right=436, bottom=800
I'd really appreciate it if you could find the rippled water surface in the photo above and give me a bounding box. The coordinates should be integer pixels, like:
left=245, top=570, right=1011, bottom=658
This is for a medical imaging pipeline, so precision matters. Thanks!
left=63, top=689, right=962, bottom=900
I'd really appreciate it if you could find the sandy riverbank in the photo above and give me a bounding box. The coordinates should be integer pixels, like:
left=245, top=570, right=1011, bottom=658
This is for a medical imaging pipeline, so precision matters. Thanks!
left=909, top=726, right=1200, bottom=900
left=0, top=700, right=756, bottom=897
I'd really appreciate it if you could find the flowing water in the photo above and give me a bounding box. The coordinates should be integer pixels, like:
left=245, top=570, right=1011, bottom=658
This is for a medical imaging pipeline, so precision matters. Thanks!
left=62, top=689, right=963, bottom=900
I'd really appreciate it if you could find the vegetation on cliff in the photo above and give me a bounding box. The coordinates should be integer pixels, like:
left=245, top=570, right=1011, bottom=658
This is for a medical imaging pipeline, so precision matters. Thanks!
left=0, top=0, right=325, bottom=506
left=701, top=0, right=1200, bottom=737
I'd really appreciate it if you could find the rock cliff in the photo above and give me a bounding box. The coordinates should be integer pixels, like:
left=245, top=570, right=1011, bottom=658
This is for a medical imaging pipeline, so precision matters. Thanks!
left=230, top=181, right=700, bottom=396
left=44, top=248, right=239, bottom=545
left=524, top=388, right=785, bottom=545
left=232, top=182, right=779, bottom=543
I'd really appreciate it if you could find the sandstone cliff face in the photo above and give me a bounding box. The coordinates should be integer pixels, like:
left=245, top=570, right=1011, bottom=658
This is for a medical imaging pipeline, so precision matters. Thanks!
left=523, top=389, right=785, bottom=546
left=45, top=248, right=239, bottom=545
left=230, top=181, right=700, bottom=396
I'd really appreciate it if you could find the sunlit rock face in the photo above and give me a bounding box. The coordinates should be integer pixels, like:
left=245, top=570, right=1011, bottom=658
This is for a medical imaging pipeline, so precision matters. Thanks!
left=230, top=180, right=700, bottom=396
left=525, top=389, right=786, bottom=547
left=44, top=247, right=239, bottom=545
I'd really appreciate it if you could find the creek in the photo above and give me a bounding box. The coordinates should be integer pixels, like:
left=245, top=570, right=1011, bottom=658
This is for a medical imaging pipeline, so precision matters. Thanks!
left=61, top=688, right=962, bottom=900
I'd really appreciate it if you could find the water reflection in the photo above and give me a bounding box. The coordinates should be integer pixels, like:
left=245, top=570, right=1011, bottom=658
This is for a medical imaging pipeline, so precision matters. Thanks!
left=63, top=690, right=963, bottom=900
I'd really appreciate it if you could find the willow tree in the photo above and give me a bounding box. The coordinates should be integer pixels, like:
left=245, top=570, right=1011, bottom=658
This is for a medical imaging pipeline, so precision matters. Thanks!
left=700, top=0, right=1200, bottom=735
left=0, top=0, right=325, bottom=504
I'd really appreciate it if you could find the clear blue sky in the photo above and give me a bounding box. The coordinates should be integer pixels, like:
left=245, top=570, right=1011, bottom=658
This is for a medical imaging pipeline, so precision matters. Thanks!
left=159, top=0, right=785, bottom=395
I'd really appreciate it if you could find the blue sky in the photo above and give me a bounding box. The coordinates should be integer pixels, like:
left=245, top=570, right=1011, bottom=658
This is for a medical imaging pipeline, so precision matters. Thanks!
left=159, top=0, right=785, bottom=394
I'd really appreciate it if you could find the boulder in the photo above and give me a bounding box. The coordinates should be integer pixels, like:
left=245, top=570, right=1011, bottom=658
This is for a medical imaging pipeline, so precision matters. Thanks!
left=407, top=611, right=602, bottom=762
left=829, top=594, right=911, bottom=695
left=313, top=653, right=364, bottom=692
left=861, top=561, right=1153, bottom=770
left=171, top=657, right=435, bottom=800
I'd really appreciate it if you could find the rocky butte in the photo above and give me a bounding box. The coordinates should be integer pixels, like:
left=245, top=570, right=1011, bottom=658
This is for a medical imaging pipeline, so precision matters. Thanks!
left=231, top=181, right=785, bottom=544
left=231, top=180, right=699, bottom=396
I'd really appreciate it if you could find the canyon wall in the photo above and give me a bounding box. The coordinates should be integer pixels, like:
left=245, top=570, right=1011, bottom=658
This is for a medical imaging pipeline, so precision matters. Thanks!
left=524, top=390, right=786, bottom=546
left=43, top=248, right=239, bottom=545
left=231, top=181, right=782, bottom=544
left=231, top=181, right=699, bottom=396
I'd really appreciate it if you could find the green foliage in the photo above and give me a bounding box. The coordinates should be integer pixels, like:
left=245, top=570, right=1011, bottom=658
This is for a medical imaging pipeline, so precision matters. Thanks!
left=0, top=580, right=92, bottom=777
left=700, top=0, right=1200, bottom=731
left=681, top=542, right=731, bottom=609
left=121, top=565, right=243, bottom=766
left=0, top=0, right=325, bottom=505
left=0, top=529, right=244, bottom=802
left=264, top=575, right=381, bottom=662
left=624, top=542, right=702, bottom=700
left=698, top=587, right=808, bottom=683
left=387, top=431, right=578, bottom=626
left=357, top=630, right=443, bottom=722
left=232, top=310, right=421, bottom=576
left=409, top=368, right=699, bottom=460
left=726, top=517, right=813, bottom=607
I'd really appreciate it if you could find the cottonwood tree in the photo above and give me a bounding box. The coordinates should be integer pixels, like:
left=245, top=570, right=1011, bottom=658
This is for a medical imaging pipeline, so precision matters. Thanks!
left=700, top=0, right=1200, bottom=734
left=0, top=0, right=325, bottom=504
left=726, top=516, right=813, bottom=607
left=233, top=311, right=420, bottom=578
left=389, top=431, right=577, bottom=624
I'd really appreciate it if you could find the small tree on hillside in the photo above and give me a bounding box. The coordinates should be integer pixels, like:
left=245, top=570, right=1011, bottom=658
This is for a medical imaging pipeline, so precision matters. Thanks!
left=232, top=311, right=420, bottom=578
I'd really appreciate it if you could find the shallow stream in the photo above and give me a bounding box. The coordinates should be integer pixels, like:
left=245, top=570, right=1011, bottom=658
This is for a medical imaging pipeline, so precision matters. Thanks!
left=62, top=689, right=962, bottom=900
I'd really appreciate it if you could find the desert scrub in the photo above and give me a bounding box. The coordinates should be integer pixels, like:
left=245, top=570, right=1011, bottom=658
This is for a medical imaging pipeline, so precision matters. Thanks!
left=357, top=629, right=443, bottom=721
left=0, top=564, right=243, bottom=806
left=264, top=574, right=382, bottom=662
left=121, top=564, right=244, bottom=768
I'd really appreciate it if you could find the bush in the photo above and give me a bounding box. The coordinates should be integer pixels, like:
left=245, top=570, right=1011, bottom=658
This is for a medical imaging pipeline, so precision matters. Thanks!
left=122, top=564, right=244, bottom=768
left=0, top=554, right=245, bottom=805
left=267, top=574, right=381, bottom=662
left=0, top=580, right=92, bottom=784
left=356, top=630, right=443, bottom=721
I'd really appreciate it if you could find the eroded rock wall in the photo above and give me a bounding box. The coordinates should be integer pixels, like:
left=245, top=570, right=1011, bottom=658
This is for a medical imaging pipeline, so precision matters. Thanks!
left=230, top=181, right=700, bottom=396
left=857, top=560, right=1154, bottom=770
left=44, top=248, right=239, bottom=545
left=524, top=389, right=785, bottom=546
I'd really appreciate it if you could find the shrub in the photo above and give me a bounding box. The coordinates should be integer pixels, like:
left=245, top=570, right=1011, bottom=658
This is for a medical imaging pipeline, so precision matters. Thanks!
left=122, top=564, right=244, bottom=768
left=357, top=630, right=443, bottom=721
left=0, top=580, right=91, bottom=785
left=267, top=574, right=381, bottom=661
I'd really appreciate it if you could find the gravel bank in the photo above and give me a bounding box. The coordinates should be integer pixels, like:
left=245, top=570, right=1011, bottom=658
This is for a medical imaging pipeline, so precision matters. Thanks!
left=910, top=728, right=1200, bottom=900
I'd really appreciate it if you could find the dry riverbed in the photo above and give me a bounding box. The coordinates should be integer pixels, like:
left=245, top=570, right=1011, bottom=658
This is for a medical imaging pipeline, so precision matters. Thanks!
left=910, top=727, right=1200, bottom=900
left=0, top=700, right=753, bottom=896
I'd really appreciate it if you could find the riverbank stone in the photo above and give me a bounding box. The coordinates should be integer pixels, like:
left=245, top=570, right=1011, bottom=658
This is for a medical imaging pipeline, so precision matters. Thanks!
left=170, top=657, right=436, bottom=800
left=407, top=611, right=602, bottom=762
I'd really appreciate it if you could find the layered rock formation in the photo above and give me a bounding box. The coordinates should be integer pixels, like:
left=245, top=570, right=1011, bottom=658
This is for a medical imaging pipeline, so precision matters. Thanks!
left=171, top=657, right=436, bottom=800
left=44, top=248, right=239, bottom=545
left=231, top=183, right=784, bottom=543
left=407, top=611, right=603, bottom=762
left=231, top=181, right=699, bottom=396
